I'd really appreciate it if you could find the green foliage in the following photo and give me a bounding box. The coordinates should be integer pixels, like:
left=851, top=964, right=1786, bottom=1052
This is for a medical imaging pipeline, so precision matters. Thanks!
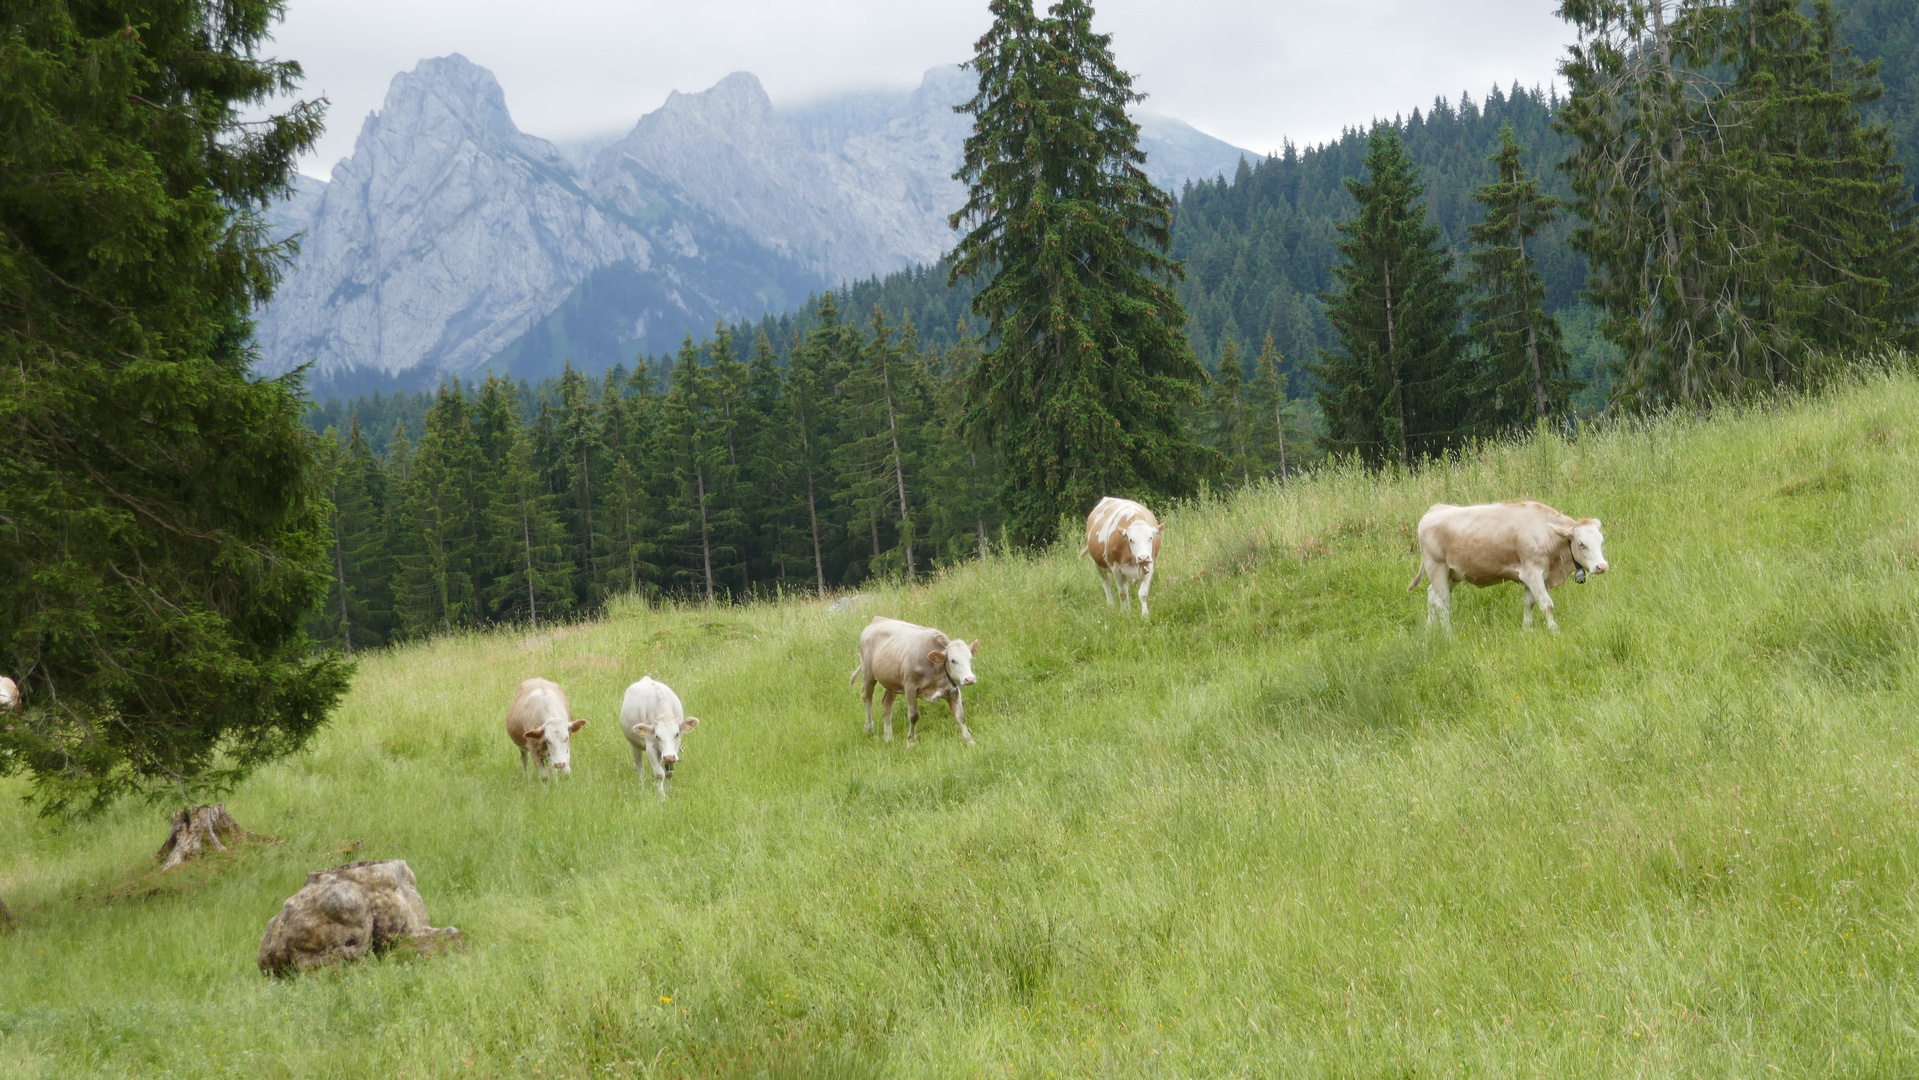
left=1312, top=126, right=1469, bottom=467
left=0, top=0, right=350, bottom=814
left=1558, top=0, right=1919, bottom=408
left=950, top=0, right=1205, bottom=547
left=1466, top=124, right=1579, bottom=430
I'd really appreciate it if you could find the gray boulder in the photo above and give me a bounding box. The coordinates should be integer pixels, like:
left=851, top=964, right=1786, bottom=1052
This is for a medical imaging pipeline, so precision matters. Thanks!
left=258, top=860, right=460, bottom=976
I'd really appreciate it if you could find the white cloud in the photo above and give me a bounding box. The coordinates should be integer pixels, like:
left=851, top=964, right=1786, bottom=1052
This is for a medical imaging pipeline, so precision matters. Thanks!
left=270, top=0, right=1573, bottom=177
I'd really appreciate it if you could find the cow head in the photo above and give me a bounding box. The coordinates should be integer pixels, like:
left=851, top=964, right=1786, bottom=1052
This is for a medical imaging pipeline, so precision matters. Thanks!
left=929, top=638, right=980, bottom=689
left=528, top=718, right=588, bottom=778
left=635, top=715, right=700, bottom=777
left=1124, top=520, right=1163, bottom=571
left=1563, top=518, right=1608, bottom=577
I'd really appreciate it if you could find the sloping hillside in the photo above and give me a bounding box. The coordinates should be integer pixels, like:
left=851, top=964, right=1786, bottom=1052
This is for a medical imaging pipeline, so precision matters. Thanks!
left=6, top=368, right=1919, bottom=1075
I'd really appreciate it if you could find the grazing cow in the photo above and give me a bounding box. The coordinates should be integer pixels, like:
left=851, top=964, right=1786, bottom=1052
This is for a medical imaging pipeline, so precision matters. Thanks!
left=1408, top=500, right=1609, bottom=632
left=619, top=677, right=701, bottom=799
left=506, top=678, right=585, bottom=779
left=849, top=616, right=979, bottom=746
left=0, top=676, right=16, bottom=714
left=1081, top=496, right=1164, bottom=617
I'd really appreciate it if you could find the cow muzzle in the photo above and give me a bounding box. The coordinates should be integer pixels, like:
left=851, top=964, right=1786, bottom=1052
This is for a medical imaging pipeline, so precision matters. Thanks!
left=962, top=675, right=976, bottom=686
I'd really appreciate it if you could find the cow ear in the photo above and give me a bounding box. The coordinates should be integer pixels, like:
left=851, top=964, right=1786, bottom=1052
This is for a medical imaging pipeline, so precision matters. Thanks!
left=634, top=724, right=654, bottom=738
left=928, top=649, right=947, bottom=665
left=1155, top=524, right=1166, bottom=536
left=969, top=639, right=981, bottom=654
left=568, top=719, right=587, bottom=733
left=681, top=717, right=700, bottom=731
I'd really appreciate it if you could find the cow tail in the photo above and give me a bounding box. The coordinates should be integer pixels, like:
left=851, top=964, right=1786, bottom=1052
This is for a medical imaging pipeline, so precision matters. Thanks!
left=849, top=660, right=864, bottom=688
left=1407, top=564, right=1427, bottom=592
left=1077, top=543, right=1089, bottom=559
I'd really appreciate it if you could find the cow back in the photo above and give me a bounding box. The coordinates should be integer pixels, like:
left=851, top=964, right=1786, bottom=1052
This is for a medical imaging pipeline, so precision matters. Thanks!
left=1419, top=502, right=1575, bottom=586
left=507, top=677, right=570, bottom=746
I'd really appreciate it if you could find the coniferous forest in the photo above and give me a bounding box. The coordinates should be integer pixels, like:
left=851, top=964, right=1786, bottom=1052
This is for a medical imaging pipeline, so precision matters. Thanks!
left=303, top=0, right=1919, bottom=649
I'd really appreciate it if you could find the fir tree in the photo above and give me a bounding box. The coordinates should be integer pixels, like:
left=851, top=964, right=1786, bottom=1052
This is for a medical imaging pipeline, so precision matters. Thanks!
left=1202, top=340, right=1252, bottom=486
left=485, top=411, right=574, bottom=628
left=780, top=299, right=856, bottom=596
left=1311, top=125, right=1467, bottom=468
left=1465, top=124, right=1576, bottom=431
left=1246, top=337, right=1299, bottom=483
left=835, top=311, right=927, bottom=581
left=0, top=0, right=348, bottom=814
left=658, top=337, right=731, bottom=603
left=950, top=0, right=1205, bottom=546
left=921, top=327, right=1002, bottom=563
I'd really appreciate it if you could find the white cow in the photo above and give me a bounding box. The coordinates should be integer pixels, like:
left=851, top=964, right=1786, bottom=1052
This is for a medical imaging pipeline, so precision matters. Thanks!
left=1081, top=496, right=1164, bottom=616
left=620, top=677, right=702, bottom=799
left=506, top=678, right=586, bottom=779
left=850, top=616, right=979, bottom=746
left=0, top=677, right=17, bottom=714
left=1409, top=500, right=1609, bottom=632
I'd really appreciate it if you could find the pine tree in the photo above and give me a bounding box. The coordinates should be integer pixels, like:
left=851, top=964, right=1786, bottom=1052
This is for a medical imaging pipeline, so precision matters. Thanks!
left=1245, top=336, right=1300, bottom=483
left=657, top=337, right=732, bottom=603
left=390, top=385, right=481, bottom=636
left=834, top=311, right=928, bottom=581
left=1558, top=0, right=1919, bottom=408
left=1202, top=340, right=1252, bottom=487
left=950, top=0, right=1205, bottom=546
left=339, top=417, right=396, bottom=645
left=485, top=414, right=574, bottom=629
left=1311, top=124, right=1467, bottom=468
left=0, top=0, right=348, bottom=814
left=601, top=365, right=662, bottom=600
left=552, top=363, right=606, bottom=608
left=1465, top=124, right=1576, bottom=431
left=780, top=299, right=857, bottom=595
left=921, top=326, right=1002, bottom=564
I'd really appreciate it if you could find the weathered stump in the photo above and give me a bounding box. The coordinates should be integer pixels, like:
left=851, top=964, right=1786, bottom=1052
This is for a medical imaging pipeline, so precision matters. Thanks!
left=257, top=860, right=462, bottom=976
left=157, top=804, right=246, bottom=871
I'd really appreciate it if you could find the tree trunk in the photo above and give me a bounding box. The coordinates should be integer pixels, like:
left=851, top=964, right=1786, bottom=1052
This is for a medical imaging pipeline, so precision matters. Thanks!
left=331, top=502, right=354, bottom=655
left=879, top=355, right=916, bottom=582
left=157, top=804, right=246, bottom=871
left=523, top=512, right=538, bottom=630
left=806, top=471, right=827, bottom=598
left=696, top=469, right=716, bottom=605
left=1383, top=257, right=1409, bottom=469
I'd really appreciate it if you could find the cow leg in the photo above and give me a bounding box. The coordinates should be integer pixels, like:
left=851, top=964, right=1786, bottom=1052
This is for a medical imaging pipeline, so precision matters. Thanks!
left=862, top=676, right=877, bottom=735
left=906, top=695, right=921, bottom=747
left=1137, top=564, right=1156, bottom=618
left=1097, top=564, right=1116, bottom=607
left=881, top=688, right=898, bottom=743
left=1519, top=570, right=1558, bottom=632
left=1426, top=569, right=1453, bottom=632
left=519, top=745, right=529, bottom=778
left=646, top=741, right=669, bottom=799
left=950, top=692, right=975, bottom=745
left=629, top=742, right=650, bottom=791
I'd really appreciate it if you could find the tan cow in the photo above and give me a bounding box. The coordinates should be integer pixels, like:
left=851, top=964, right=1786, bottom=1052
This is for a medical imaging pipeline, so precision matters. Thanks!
left=1409, top=500, right=1609, bottom=632
left=1081, top=496, right=1164, bottom=617
left=0, top=676, right=17, bottom=714
left=506, top=678, right=586, bottom=779
left=849, top=616, right=979, bottom=746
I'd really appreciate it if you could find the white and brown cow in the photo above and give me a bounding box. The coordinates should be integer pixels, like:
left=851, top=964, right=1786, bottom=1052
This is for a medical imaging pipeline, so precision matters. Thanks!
left=1081, top=496, right=1164, bottom=617
left=0, top=676, right=17, bottom=714
left=506, top=677, right=586, bottom=779
left=850, top=616, right=979, bottom=746
left=1409, top=500, right=1609, bottom=632
left=619, top=676, right=701, bottom=799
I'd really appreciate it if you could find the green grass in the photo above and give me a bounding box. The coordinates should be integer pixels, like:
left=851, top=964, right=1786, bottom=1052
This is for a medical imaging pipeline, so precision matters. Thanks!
left=8, top=371, right=1919, bottom=1077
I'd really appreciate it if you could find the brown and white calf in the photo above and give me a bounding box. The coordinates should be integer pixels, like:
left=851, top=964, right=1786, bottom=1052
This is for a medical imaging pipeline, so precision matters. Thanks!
left=0, top=676, right=17, bottom=714
left=849, top=616, right=979, bottom=746
left=1409, top=500, right=1609, bottom=632
left=1081, top=496, right=1164, bottom=617
left=619, top=676, right=701, bottom=799
left=506, top=677, right=586, bottom=779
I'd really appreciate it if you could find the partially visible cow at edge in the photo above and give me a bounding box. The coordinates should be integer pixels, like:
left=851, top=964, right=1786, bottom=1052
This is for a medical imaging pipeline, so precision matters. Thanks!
left=850, top=616, right=979, bottom=746
left=1081, top=496, right=1164, bottom=617
left=506, top=678, right=586, bottom=779
left=1409, top=501, right=1609, bottom=632
left=620, top=676, right=701, bottom=799
left=0, top=676, right=17, bottom=714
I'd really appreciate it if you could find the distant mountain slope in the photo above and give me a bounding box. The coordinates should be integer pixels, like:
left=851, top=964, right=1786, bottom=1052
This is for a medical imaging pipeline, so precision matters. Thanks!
left=253, top=56, right=1254, bottom=391
left=255, top=56, right=820, bottom=397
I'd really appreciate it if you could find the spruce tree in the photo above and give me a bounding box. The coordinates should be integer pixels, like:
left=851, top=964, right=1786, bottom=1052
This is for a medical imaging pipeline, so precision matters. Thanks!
left=1311, top=125, right=1467, bottom=468
left=1465, top=124, right=1576, bottom=431
left=921, top=327, right=1002, bottom=563
left=950, top=0, right=1205, bottom=546
left=835, top=311, right=927, bottom=581
left=1245, top=336, right=1302, bottom=483
left=658, top=337, right=732, bottom=603
left=1202, top=341, right=1252, bottom=487
left=553, top=363, right=606, bottom=607
left=0, top=0, right=348, bottom=814
left=485, top=413, right=574, bottom=628
left=780, top=299, right=856, bottom=595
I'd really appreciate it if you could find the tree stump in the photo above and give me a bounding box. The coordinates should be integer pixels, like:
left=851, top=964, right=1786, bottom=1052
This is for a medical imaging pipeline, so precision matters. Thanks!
left=157, top=804, right=246, bottom=871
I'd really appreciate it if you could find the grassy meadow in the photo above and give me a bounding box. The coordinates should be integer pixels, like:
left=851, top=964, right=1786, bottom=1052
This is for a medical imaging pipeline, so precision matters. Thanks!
left=7, top=370, right=1919, bottom=1076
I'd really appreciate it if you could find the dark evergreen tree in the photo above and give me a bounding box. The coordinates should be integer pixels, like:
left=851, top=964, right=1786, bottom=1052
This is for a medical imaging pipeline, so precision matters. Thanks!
left=0, top=0, right=349, bottom=813
left=779, top=300, right=857, bottom=595
left=950, top=0, right=1205, bottom=546
left=1311, top=125, right=1468, bottom=468
left=390, top=385, right=481, bottom=636
left=1202, top=341, right=1252, bottom=486
left=1465, top=124, right=1576, bottom=430
left=1246, top=336, right=1303, bottom=482
left=657, top=337, right=733, bottom=603
left=484, top=408, right=574, bottom=628
left=921, top=327, right=1003, bottom=564
left=552, top=363, right=607, bottom=606
left=834, top=311, right=928, bottom=581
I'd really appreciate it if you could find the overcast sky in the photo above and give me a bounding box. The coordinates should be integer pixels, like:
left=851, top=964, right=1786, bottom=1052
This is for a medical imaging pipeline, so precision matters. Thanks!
left=274, top=0, right=1576, bottom=179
